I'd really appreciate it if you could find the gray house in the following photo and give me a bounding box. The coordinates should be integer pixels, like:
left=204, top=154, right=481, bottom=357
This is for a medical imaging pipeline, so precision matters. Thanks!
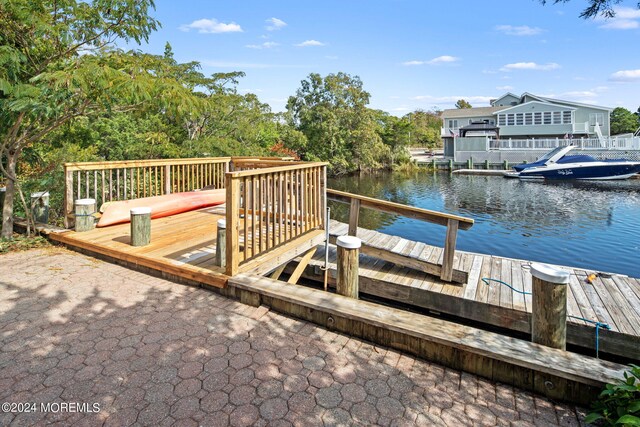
left=441, top=93, right=612, bottom=157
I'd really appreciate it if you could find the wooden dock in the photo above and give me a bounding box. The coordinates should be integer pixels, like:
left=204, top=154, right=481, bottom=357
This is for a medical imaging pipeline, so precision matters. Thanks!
left=50, top=205, right=640, bottom=361
left=290, top=219, right=640, bottom=360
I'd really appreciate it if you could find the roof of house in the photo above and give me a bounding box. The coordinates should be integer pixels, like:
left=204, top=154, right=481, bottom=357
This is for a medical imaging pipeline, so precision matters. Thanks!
left=441, top=106, right=508, bottom=118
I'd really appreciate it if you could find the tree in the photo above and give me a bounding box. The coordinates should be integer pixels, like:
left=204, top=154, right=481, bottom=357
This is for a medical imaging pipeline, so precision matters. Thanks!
left=286, top=72, right=390, bottom=174
left=0, top=0, right=200, bottom=238
left=455, top=99, right=472, bottom=109
left=610, top=107, right=640, bottom=135
left=540, top=0, right=639, bottom=19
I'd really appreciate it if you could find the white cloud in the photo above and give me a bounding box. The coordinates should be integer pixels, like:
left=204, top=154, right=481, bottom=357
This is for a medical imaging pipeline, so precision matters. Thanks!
left=402, top=60, right=426, bottom=66
left=402, top=56, right=459, bottom=66
left=245, top=42, right=279, bottom=49
left=496, top=85, right=514, bottom=91
left=495, top=25, right=544, bottom=36
left=500, top=62, right=560, bottom=71
left=266, top=17, right=287, bottom=31
left=295, top=40, right=325, bottom=47
left=179, top=18, right=243, bottom=34
left=598, top=7, right=640, bottom=29
left=609, top=69, right=640, bottom=82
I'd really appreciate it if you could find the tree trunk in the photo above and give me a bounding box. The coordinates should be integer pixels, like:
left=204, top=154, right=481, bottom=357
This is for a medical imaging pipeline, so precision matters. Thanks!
left=1, top=149, right=20, bottom=239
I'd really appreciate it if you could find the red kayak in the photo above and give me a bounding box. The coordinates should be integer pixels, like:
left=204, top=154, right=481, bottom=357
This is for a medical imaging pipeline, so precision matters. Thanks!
left=97, top=189, right=226, bottom=227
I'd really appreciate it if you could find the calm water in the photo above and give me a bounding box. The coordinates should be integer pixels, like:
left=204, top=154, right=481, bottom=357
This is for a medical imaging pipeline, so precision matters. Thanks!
left=328, top=171, right=640, bottom=277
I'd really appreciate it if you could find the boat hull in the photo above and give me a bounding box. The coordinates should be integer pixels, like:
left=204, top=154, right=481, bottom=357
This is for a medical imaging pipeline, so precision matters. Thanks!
left=518, top=162, right=640, bottom=180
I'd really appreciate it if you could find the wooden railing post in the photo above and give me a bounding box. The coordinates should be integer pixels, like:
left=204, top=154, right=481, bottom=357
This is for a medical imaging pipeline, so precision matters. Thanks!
left=164, top=165, right=171, bottom=195
left=440, top=219, right=459, bottom=282
left=348, top=198, right=360, bottom=236
left=531, top=263, right=570, bottom=350
left=216, top=219, right=226, bottom=268
left=64, top=165, right=74, bottom=229
left=226, top=174, right=240, bottom=276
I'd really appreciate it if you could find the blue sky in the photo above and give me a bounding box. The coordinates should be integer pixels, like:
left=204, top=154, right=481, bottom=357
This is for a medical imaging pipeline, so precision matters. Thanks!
left=133, top=0, right=640, bottom=115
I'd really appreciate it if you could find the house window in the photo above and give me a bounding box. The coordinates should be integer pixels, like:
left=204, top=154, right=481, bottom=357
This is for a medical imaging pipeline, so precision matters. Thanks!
left=543, top=112, right=552, bottom=124
left=498, top=115, right=506, bottom=126
left=553, top=112, right=562, bottom=124
left=516, top=113, right=524, bottom=125
left=448, top=119, right=458, bottom=129
left=589, top=113, right=604, bottom=126
left=534, top=112, right=542, bottom=125
left=562, top=111, right=572, bottom=124
left=524, top=113, right=533, bottom=125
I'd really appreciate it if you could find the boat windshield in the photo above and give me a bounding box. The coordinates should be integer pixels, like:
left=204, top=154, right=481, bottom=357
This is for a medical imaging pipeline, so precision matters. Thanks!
left=538, top=146, right=567, bottom=161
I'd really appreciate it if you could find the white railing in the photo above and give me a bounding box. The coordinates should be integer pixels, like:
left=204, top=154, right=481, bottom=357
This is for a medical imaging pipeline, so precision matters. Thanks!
left=572, top=122, right=589, bottom=133
left=488, top=137, right=640, bottom=151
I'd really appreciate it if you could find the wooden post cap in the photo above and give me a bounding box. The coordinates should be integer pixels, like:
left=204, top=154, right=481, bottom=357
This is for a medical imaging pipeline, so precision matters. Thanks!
left=217, top=219, right=226, bottom=229
left=75, top=198, right=95, bottom=206
left=130, top=207, right=152, bottom=215
left=337, top=235, right=361, bottom=249
left=530, top=263, right=570, bottom=284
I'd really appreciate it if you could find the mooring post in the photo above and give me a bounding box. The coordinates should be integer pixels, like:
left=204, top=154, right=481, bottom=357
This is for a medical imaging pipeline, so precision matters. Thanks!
left=336, top=235, right=361, bottom=299
left=74, top=198, right=96, bottom=232
left=130, top=207, right=151, bottom=246
left=448, top=159, right=453, bottom=171
left=531, top=263, right=570, bottom=350
left=503, top=159, right=509, bottom=170
left=31, top=191, right=50, bottom=224
left=215, top=218, right=226, bottom=268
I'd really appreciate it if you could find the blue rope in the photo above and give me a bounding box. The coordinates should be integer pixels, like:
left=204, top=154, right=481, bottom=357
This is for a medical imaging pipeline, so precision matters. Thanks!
left=481, top=277, right=531, bottom=295
left=481, top=277, right=611, bottom=358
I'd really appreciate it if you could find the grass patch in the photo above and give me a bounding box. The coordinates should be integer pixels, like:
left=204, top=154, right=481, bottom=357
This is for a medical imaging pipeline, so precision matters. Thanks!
left=0, top=234, right=51, bottom=254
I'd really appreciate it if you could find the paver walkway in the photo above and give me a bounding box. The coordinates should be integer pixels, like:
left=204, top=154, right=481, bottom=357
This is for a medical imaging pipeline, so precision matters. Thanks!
left=0, top=248, right=587, bottom=426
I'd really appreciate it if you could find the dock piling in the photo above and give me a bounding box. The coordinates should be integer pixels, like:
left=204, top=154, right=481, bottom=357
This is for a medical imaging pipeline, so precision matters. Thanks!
left=531, top=263, right=570, bottom=350
left=74, top=199, right=96, bottom=232
left=337, top=235, right=361, bottom=299
left=216, top=219, right=226, bottom=268
left=130, top=207, right=151, bottom=246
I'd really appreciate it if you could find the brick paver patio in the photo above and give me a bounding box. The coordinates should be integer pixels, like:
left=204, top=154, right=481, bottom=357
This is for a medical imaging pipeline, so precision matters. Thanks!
left=0, top=248, right=587, bottom=426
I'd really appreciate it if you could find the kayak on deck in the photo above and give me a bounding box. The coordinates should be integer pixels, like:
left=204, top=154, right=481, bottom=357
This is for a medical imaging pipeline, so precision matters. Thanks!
left=97, top=189, right=226, bottom=227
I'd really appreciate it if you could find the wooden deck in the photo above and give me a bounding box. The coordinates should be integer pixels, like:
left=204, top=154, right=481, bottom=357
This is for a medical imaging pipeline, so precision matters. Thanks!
left=292, top=219, right=639, bottom=360
left=50, top=206, right=230, bottom=288
left=48, top=208, right=640, bottom=360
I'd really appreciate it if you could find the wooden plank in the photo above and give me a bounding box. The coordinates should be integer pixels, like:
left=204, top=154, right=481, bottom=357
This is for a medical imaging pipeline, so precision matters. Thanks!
left=575, top=270, right=619, bottom=332
left=612, top=276, right=640, bottom=319
left=463, top=255, right=483, bottom=300
left=348, top=198, right=361, bottom=237
left=487, top=257, right=502, bottom=307
left=288, top=247, right=317, bottom=285
left=499, top=258, right=513, bottom=310
left=595, top=275, right=640, bottom=335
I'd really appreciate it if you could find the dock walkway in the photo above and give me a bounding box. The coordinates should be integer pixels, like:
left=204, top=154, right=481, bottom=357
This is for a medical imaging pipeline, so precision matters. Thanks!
left=295, top=220, right=639, bottom=360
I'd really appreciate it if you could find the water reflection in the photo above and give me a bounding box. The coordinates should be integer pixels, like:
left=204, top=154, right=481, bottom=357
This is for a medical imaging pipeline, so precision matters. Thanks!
left=328, top=171, right=640, bottom=276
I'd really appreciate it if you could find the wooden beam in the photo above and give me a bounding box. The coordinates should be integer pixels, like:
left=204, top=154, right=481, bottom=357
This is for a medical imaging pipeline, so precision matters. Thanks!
left=327, top=189, right=474, bottom=230
left=348, top=199, right=360, bottom=236
left=270, top=263, right=288, bottom=280
left=287, top=247, right=317, bottom=285
left=440, top=219, right=459, bottom=282
left=226, top=176, right=240, bottom=276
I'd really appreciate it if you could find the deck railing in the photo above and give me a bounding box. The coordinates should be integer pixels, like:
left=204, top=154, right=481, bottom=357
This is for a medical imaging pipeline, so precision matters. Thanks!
left=225, top=162, right=327, bottom=276
left=327, top=189, right=474, bottom=283
left=63, top=158, right=231, bottom=228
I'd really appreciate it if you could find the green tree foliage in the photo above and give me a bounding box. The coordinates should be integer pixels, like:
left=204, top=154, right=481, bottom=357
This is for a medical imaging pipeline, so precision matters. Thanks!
left=540, top=0, right=639, bottom=19
left=610, top=107, right=640, bottom=135
left=455, top=99, right=472, bottom=109
left=286, top=72, right=392, bottom=175
left=0, top=0, right=202, bottom=238
left=406, top=110, right=442, bottom=148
